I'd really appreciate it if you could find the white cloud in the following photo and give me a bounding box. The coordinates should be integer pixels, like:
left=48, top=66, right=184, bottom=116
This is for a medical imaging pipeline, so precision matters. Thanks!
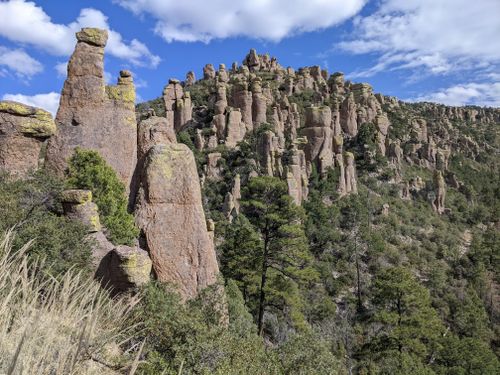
left=115, top=0, right=367, bottom=42
left=2, top=92, right=61, bottom=116
left=0, top=0, right=160, bottom=67
left=340, top=0, right=500, bottom=77
left=410, top=82, right=500, bottom=107
left=54, top=62, right=67, bottom=78
left=0, top=45, right=43, bottom=78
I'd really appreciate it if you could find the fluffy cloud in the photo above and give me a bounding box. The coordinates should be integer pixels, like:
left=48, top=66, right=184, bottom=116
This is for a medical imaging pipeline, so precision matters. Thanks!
left=340, top=0, right=500, bottom=77
left=0, top=0, right=160, bottom=67
left=0, top=46, right=43, bottom=78
left=2, top=92, right=61, bottom=116
left=115, top=0, right=367, bottom=42
left=410, top=82, right=500, bottom=107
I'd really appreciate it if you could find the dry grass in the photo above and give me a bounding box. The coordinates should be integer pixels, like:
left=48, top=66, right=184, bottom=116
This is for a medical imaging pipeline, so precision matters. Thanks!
left=0, top=229, right=140, bottom=374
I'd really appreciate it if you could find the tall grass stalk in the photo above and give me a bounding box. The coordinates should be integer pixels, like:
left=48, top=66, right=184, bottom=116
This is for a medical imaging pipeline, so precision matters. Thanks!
left=0, top=229, right=138, bottom=374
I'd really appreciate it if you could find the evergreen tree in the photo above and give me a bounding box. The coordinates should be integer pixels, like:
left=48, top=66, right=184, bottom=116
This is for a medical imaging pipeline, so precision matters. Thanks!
left=230, top=176, right=317, bottom=335
left=366, top=267, right=444, bottom=366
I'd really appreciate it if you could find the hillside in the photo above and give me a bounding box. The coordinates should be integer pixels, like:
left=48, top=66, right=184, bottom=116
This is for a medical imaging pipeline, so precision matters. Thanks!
left=0, top=29, right=499, bottom=374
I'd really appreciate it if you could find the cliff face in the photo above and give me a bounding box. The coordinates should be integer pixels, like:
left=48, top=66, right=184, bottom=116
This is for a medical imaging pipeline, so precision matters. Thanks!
left=45, top=28, right=137, bottom=194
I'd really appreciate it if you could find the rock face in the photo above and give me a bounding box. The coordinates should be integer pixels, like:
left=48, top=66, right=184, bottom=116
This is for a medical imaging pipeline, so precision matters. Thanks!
left=301, top=106, right=334, bottom=175
left=60, top=189, right=151, bottom=293
left=46, top=28, right=137, bottom=195
left=163, top=79, right=192, bottom=132
left=135, top=131, right=219, bottom=300
left=0, top=101, right=56, bottom=177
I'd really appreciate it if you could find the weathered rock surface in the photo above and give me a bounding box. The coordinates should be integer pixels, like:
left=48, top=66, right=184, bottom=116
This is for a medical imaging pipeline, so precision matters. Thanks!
left=163, top=79, right=192, bottom=132
left=0, top=101, right=55, bottom=177
left=135, top=136, right=219, bottom=300
left=46, top=28, right=137, bottom=194
left=61, top=188, right=151, bottom=292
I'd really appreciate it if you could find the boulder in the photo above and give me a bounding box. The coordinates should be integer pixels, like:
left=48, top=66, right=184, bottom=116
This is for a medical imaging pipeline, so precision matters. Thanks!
left=61, top=189, right=101, bottom=232
left=0, top=101, right=55, bottom=177
left=46, top=29, right=137, bottom=196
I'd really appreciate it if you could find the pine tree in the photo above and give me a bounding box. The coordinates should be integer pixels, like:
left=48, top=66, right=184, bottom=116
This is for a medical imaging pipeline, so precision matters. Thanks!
left=226, top=176, right=317, bottom=335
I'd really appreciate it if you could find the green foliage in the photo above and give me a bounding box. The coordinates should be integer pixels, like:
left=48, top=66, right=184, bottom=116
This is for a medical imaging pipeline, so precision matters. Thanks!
left=0, top=171, right=92, bottom=276
left=135, top=281, right=281, bottom=375
left=66, top=148, right=139, bottom=245
left=366, top=267, right=444, bottom=362
left=235, top=176, right=318, bottom=334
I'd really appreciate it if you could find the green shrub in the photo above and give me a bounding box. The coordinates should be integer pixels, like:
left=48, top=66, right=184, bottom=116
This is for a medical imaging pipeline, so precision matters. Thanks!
left=0, top=171, right=92, bottom=276
left=66, top=148, right=139, bottom=245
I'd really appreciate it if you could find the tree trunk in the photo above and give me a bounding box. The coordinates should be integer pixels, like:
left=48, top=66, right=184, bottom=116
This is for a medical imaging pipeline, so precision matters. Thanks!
left=257, top=233, right=269, bottom=336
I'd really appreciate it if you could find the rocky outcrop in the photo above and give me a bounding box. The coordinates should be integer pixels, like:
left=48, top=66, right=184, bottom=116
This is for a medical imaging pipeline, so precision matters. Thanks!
left=203, top=64, right=216, bottom=80
left=135, top=133, right=219, bottom=300
left=185, top=71, right=196, bottom=86
left=231, top=77, right=253, bottom=129
left=46, top=28, right=137, bottom=194
left=257, top=130, right=283, bottom=176
left=286, top=146, right=309, bottom=205
left=61, top=190, right=101, bottom=232
left=251, top=77, right=267, bottom=127
left=432, top=170, right=446, bottom=214
left=340, top=93, right=358, bottom=137
left=301, top=106, right=334, bottom=175
left=0, top=101, right=55, bottom=177
left=163, top=79, right=192, bottom=132
left=61, top=189, right=151, bottom=293
left=345, top=152, right=358, bottom=194
left=223, top=174, right=241, bottom=221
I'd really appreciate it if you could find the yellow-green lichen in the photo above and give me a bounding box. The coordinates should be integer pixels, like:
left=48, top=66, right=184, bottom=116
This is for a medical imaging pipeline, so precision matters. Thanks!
left=76, top=28, right=108, bottom=47
left=106, top=85, right=136, bottom=104
left=0, top=101, right=56, bottom=137
left=61, top=189, right=93, bottom=204
left=0, top=101, right=33, bottom=116
left=89, top=212, right=102, bottom=232
left=344, top=151, right=355, bottom=159
left=333, top=135, right=343, bottom=146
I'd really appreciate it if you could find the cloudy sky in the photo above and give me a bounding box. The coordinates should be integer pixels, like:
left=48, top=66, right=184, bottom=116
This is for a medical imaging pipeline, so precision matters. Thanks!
left=0, top=0, right=499, bottom=115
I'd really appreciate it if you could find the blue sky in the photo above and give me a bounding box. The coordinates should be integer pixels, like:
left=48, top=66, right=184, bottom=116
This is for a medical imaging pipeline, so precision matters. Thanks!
left=0, top=0, right=499, bottom=115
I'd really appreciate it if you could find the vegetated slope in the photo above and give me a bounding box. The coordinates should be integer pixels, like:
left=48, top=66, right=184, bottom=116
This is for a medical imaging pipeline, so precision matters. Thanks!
left=136, top=51, right=499, bottom=373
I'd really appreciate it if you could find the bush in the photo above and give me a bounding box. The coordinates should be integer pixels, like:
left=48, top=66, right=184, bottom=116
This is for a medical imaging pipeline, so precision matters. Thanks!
left=66, top=148, right=139, bottom=245
left=0, top=171, right=92, bottom=275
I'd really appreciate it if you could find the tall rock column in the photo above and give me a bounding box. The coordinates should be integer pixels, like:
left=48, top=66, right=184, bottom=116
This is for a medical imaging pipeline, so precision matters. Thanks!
left=45, top=28, right=137, bottom=193
left=135, top=118, right=220, bottom=300
left=301, top=106, right=334, bottom=176
left=231, top=77, right=253, bottom=131
left=163, top=79, right=192, bottom=132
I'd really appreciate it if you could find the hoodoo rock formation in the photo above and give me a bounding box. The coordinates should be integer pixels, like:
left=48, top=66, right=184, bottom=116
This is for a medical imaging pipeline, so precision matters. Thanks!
left=45, top=28, right=137, bottom=193
left=134, top=115, right=219, bottom=300
left=0, top=101, right=56, bottom=177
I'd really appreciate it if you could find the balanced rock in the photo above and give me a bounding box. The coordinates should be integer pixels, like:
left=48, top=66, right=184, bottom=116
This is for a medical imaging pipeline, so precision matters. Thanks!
left=46, top=28, right=137, bottom=195
left=0, top=101, right=56, bottom=177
